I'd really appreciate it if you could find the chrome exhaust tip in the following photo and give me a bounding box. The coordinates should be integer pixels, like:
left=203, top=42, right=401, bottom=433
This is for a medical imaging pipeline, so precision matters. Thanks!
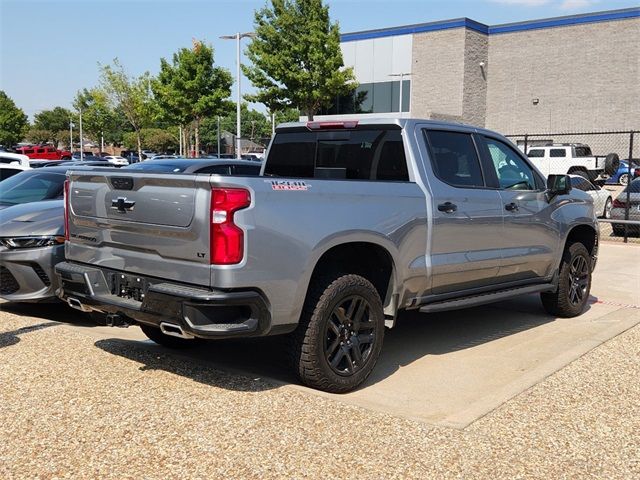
left=67, top=297, right=92, bottom=312
left=159, top=322, right=194, bottom=339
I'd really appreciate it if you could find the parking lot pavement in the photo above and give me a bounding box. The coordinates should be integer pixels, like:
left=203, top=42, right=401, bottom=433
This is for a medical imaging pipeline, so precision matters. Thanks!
left=1, top=242, right=639, bottom=478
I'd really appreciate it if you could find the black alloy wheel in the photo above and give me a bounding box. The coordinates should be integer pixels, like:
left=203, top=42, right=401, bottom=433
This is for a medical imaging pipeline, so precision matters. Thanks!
left=567, top=255, right=589, bottom=306
left=324, top=295, right=376, bottom=376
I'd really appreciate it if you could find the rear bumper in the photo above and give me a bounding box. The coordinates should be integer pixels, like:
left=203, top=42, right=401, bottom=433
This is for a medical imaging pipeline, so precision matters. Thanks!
left=54, top=262, right=272, bottom=339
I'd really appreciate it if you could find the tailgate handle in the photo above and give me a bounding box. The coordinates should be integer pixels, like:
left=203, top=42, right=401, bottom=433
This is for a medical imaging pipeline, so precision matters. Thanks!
left=110, top=177, right=134, bottom=190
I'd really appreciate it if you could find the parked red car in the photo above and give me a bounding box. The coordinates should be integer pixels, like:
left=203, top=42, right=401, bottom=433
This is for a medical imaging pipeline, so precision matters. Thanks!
left=15, top=145, right=72, bottom=160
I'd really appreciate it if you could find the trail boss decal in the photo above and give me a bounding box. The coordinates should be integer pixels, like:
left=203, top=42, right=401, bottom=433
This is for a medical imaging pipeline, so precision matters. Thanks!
left=266, top=180, right=311, bottom=191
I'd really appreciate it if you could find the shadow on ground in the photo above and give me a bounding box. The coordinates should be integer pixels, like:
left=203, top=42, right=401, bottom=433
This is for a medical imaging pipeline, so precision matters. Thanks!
left=0, top=322, right=58, bottom=349
left=92, top=294, right=566, bottom=392
left=0, top=301, right=94, bottom=326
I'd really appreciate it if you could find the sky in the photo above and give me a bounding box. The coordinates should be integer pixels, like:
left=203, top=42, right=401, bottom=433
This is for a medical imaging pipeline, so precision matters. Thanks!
left=1, top=0, right=637, bottom=119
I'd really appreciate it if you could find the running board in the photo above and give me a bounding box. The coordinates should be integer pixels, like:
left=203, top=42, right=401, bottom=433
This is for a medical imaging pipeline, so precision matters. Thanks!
left=418, top=284, right=556, bottom=314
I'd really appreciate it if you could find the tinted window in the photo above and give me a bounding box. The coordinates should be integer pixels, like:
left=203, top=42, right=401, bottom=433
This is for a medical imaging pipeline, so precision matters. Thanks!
left=483, top=137, right=537, bottom=191
left=574, top=146, right=592, bottom=157
left=265, top=128, right=408, bottom=181
left=528, top=149, right=544, bottom=158
left=0, top=171, right=65, bottom=205
left=24, top=149, right=34, bottom=154
left=195, top=165, right=230, bottom=175
left=424, top=130, right=484, bottom=188
left=550, top=149, right=566, bottom=158
left=0, top=169, right=22, bottom=181
left=231, top=164, right=261, bottom=176
left=623, top=179, right=640, bottom=193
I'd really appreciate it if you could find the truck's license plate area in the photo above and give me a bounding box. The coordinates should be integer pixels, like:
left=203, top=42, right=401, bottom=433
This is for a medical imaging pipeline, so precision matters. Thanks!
left=111, top=274, right=146, bottom=302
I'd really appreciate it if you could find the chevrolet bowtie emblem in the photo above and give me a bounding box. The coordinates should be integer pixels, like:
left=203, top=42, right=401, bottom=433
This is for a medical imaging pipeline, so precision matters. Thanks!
left=111, top=196, right=135, bottom=213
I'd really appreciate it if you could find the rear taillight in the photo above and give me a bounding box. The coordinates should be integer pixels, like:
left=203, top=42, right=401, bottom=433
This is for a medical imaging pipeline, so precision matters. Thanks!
left=63, top=179, right=70, bottom=241
left=612, top=198, right=626, bottom=208
left=210, top=188, right=251, bottom=265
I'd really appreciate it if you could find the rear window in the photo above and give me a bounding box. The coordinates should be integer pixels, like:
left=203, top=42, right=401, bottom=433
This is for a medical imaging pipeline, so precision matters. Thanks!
left=0, top=168, right=22, bottom=181
left=550, top=149, right=566, bottom=158
left=265, top=128, right=409, bottom=181
left=623, top=179, right=640, bottom=193
left=527, top=149, right=544, bottom=158
left=574, top=146, right=592, bottom=157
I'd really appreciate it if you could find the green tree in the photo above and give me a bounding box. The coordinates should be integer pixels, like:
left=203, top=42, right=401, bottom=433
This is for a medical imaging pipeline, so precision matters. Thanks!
left=122, top=128, right=178, bottom=153
left=0, top=91, right=29, bottom=146
left=99, top=59, right=157, bottom=160
left=200, top=104, right=272, bottom=153
left=33, top=107, right=72, bottom=134
left=153, top=40, right=233, bottom=157
left=26, top=128, right=54, bottom=144
left=73, top=88, right=121, bottom=149
left=243, top=0, right=356, bottom=120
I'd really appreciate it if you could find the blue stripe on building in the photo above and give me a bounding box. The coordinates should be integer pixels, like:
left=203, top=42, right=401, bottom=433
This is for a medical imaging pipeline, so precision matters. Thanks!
left=340, top=7, right=640, bottom=42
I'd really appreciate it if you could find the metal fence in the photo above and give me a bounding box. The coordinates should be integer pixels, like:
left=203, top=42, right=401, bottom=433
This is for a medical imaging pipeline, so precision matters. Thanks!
left=505, top=130, right=639, bottom=244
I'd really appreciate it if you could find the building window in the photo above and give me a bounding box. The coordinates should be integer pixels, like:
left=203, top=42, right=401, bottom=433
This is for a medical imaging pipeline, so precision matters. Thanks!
left=320, top=80, right=411, bottom=115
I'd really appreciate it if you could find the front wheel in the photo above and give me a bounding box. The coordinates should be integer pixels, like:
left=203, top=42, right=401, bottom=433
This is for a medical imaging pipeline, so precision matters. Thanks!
left=619, top=173, right=629, bottom=186
left=289, top=274, right=385, bottom=393
left=541, top=243, right=592, bottom=317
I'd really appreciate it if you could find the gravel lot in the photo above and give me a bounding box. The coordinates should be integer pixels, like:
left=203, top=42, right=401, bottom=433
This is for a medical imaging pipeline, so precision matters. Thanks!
left=1, top=303, right=639, bottom=479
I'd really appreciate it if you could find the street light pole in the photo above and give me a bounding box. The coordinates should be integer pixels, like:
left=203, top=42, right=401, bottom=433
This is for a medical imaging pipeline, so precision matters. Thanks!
left=69, top=120, right=73, bottom=153
left=79, top=108, right=84, bottom=160
left=220, top=31, right=255, bottom=158
left=389, top=72, right=411, bottom=114
left=217, top=116, right=221, bottom=158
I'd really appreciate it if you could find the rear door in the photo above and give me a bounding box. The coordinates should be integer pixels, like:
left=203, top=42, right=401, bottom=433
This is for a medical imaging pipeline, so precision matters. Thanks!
left=419, top=128, right=504, bottom=295
left=477, top=135, right=558, bottom=282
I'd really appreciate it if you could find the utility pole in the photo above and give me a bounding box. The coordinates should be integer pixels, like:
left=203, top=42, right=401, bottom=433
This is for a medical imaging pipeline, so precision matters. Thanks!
left=179, top=125, right=182, bottom=156
left=101, top=131, right=104, bottom=153
left=220, top=31, right=255, bottom=158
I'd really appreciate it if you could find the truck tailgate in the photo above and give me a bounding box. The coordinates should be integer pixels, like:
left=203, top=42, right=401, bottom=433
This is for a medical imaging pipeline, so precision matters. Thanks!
left=66, top=171, right=213, bottom=286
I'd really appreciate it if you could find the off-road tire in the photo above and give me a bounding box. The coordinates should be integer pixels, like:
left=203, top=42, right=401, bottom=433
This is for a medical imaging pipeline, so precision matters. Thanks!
left=140, top=324, right=199, bottom=349
left=289, top=274, right=385, bottom=393
left=541, top=242, right=592, bottom=317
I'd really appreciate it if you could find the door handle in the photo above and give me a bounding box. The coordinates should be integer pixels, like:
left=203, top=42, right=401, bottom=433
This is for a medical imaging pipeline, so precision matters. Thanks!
left=438, top=202, right=457, bottom=213
left=505, top=202, right=519, bottom=212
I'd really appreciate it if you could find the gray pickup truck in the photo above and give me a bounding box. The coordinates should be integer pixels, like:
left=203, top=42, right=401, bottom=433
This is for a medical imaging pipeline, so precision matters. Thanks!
left=56, top=119, right=599, bottom=393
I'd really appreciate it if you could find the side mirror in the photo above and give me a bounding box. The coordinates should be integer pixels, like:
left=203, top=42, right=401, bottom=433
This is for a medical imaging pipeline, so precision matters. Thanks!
left=547, top=174, right=572, bottom=196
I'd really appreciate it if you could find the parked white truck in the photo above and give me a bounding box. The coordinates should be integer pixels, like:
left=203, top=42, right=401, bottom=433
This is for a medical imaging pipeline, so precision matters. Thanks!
left=526, top=144, right=619, bottom=182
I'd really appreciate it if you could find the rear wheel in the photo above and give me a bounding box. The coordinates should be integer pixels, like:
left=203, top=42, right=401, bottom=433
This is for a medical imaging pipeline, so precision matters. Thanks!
left=541, top=243, right=592, bottom=317
left=139, top=324, right=199, bottom=349
left=289, top=274, right=385, bottom=393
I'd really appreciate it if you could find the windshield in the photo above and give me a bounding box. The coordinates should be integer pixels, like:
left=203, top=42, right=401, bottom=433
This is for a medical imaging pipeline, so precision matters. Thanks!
left=124, top=162, right=186, bottom=173
left=0, top=170, right=66, bottom=205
